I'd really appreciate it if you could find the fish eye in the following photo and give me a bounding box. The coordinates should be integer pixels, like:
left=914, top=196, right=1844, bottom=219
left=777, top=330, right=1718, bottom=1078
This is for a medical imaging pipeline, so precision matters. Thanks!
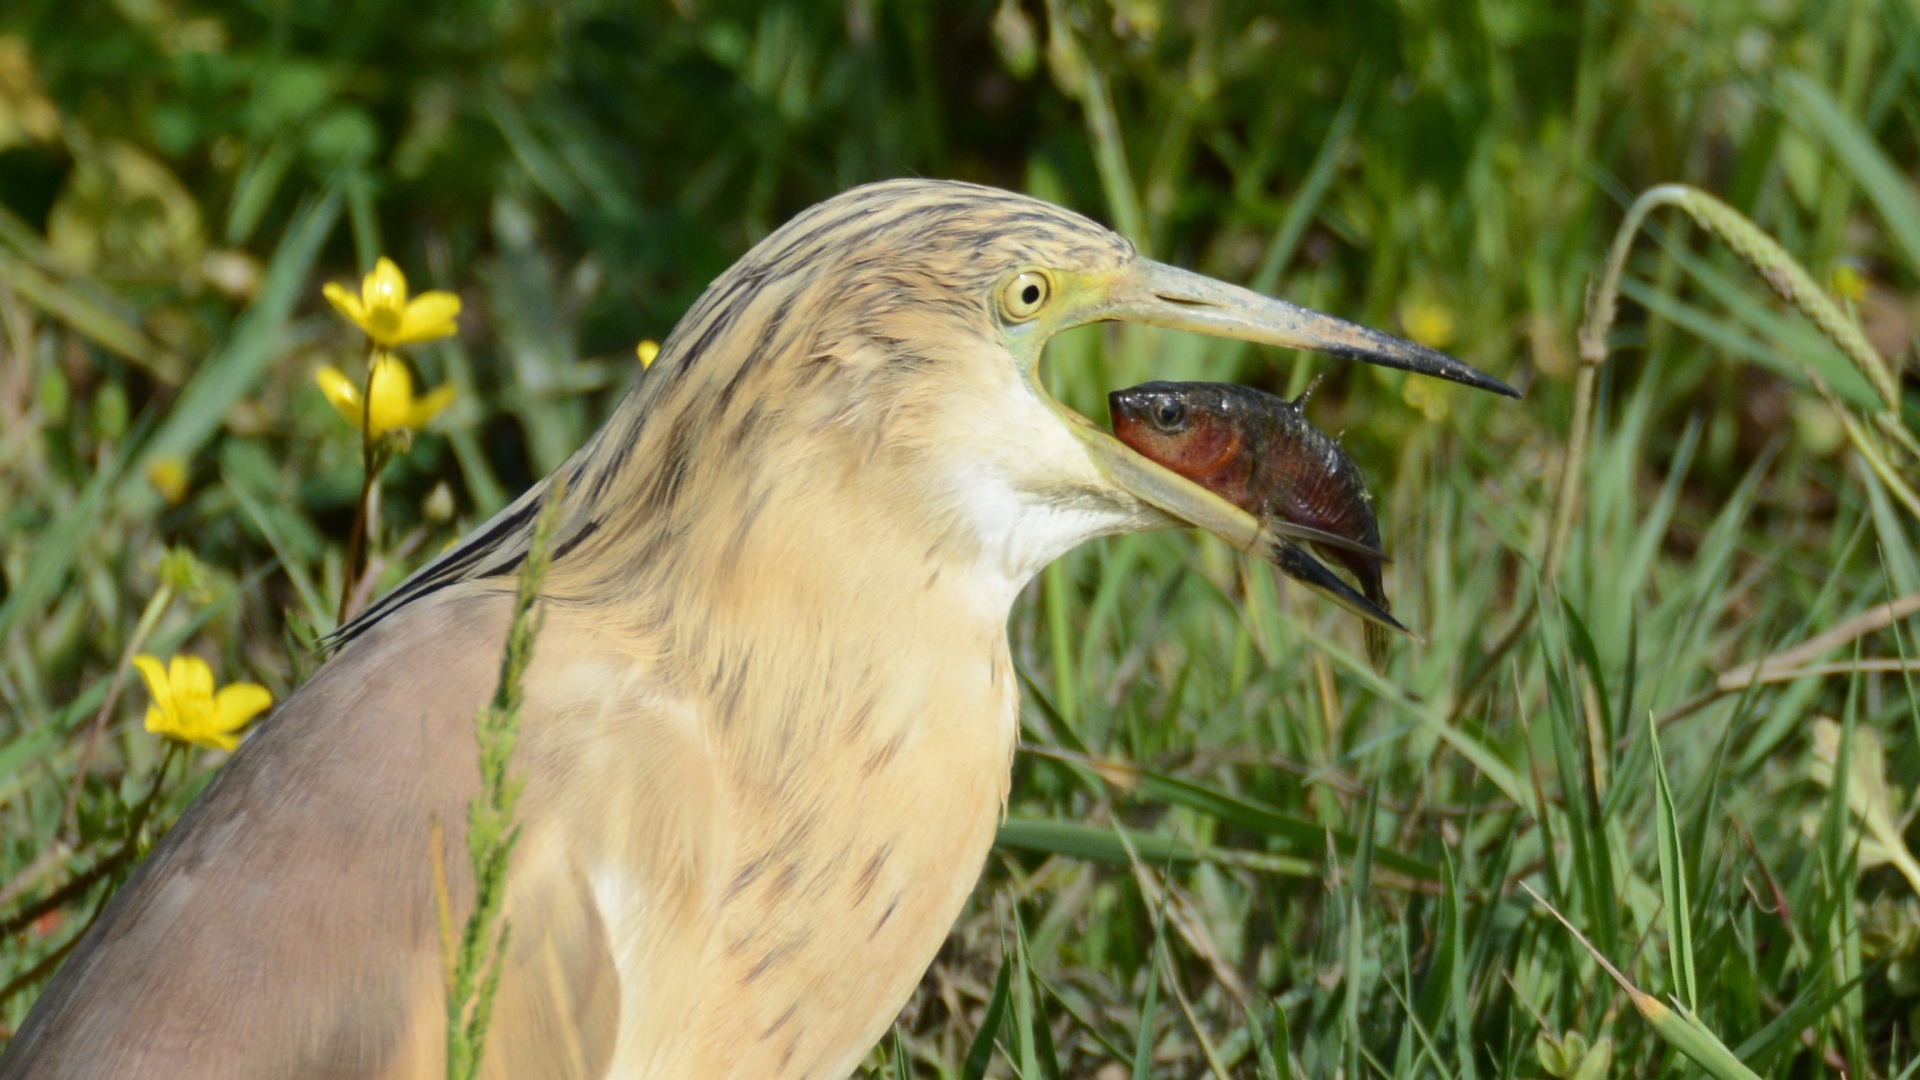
left=1149, top=398, right=1188, bottom=433
left=999, top=271, right=1053, bottom=322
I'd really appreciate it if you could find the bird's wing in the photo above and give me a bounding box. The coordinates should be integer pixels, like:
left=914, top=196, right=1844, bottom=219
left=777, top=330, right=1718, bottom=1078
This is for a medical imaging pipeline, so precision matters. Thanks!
left=0, top=587, right=714, bottom=1080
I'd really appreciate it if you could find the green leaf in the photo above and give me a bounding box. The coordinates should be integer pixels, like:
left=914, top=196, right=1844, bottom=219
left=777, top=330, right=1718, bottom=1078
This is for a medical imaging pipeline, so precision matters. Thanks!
left=1778, top=71, right=1920, bottom=273
left=1525, top=885, right=1762, bottom=1080
left=1014, top=750, right=1438, bottom=880
left=0, top=422, right=137, bottom=640
left=136, top=186, right=342, bottom=488
left=1648, top=721, right=1698, bottom=1013
left=1132, top=881, right=1172, bottom=1080
left=0, top=247, right=177, bottom=381
left=963, top=955, right=1012, bottom=1080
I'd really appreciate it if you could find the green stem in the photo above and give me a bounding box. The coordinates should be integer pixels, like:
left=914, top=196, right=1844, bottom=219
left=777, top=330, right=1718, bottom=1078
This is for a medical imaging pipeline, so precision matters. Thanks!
left=338, top=353, right=383, bottom=626
left=0, top=742, right=180, bottom=1012
left=1466, top=180, right=1919, bottom=718
left=445, top=477, right=568, bottom=1080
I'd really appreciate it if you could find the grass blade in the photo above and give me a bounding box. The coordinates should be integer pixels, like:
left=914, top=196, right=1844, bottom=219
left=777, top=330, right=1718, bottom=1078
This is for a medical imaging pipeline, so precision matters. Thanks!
left=1131, top=876, right=1173, bottom=1080
left=1522, top=884, right=1761, bottom=1080
left=135, top=187, right=342, bottom=485
left=1778, top=70, right=1920, bottom=273
left=1648, top=721, right=1697, bottom=1013
left=962, top=953, right=1012, bottom=1080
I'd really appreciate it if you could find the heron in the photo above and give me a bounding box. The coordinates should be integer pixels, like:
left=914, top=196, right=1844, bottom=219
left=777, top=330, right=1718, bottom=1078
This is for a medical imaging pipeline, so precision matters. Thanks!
left=0, top=179, right=1513, bottom=1079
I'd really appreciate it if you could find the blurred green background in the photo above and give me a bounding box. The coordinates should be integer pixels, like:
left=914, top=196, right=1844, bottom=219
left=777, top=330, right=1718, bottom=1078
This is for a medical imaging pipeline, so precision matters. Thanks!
left=3, top=0, right=1920, bottom=1076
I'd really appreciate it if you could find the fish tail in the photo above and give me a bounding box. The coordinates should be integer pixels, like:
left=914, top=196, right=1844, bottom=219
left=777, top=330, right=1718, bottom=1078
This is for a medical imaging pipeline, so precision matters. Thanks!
left=1363, top=623, right=1391, bottom=670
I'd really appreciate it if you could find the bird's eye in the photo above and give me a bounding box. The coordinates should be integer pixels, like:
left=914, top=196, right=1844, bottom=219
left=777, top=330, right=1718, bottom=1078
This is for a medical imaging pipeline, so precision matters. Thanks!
left=999, top=271, right=1053, bottom=321
left=1150, top=399, right=1188, bottom=433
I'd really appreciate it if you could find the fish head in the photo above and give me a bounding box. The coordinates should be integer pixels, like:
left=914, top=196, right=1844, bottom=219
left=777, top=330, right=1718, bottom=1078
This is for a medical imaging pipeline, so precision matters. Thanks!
left=1106, top=382, right=1252, bottom=499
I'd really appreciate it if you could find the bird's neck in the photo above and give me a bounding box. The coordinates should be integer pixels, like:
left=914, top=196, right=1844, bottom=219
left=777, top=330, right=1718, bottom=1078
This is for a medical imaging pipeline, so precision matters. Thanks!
left=547, top=438, right=1023, bottom=733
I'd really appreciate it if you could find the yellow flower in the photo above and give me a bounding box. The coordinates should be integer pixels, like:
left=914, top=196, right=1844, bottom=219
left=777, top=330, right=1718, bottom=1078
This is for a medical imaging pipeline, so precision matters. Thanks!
left=637, top=339, right=660, bottom=369
left=316, top=353, right=456, bottom=439
left=1401, top=372, right=1451, bottom=422
left=1399, top=298, right=1456, bottom=350
left=131, top=653, right=272, bottom=751
left=1830, top=263, right=1866, bottom=305
left=144, top=455, right=189, bottom=504
left=0, top=35, right=61, bottom=151
left=157, top=547, right=213, bottom=600
left=322, top=256, right=460, bottom=347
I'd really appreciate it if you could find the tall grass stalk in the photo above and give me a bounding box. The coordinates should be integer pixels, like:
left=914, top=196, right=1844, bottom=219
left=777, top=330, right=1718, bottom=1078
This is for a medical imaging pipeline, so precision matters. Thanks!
left=437, top=476, right=567, bottom=1080
left=1467, top=178, right=1920, bottom=714
left=1573, top=183, right=1920, bottom=539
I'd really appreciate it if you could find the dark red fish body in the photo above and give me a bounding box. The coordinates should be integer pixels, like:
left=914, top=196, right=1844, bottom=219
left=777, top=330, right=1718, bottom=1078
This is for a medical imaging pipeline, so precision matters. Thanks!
left=1109, top=381, right=1392, bottom=664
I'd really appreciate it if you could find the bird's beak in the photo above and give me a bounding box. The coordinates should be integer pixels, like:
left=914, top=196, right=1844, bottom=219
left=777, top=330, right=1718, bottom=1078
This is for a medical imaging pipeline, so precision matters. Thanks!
left=1043, top=259, right=1517, bottom=636
left=1099, top=260, right=1518, bottom=397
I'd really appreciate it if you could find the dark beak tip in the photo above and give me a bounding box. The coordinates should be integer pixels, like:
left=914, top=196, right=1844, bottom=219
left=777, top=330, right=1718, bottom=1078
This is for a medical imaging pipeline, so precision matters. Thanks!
left=1416, top=348, right=1520, bottom=399
left=1362, top=330, right=1519, bottom=399
left=1431, top=361, right=1520, bottom=399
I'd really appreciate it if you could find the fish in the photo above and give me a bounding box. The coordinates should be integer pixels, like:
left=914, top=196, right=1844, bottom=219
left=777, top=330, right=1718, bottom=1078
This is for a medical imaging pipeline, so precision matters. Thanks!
left=1109, top=380, right=1397, bottom=667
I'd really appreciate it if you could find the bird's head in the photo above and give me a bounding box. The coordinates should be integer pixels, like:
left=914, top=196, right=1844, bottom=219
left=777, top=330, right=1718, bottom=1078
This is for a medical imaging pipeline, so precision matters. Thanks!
left=345, top=180, right=1512, bottom=641
left=591, top=179, right=1512, bottom=611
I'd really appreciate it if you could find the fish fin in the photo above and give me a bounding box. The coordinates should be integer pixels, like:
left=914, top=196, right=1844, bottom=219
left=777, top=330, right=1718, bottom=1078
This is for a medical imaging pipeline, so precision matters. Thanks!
left=1272, top=521, right=1389, bottom=562
left=1292, top=375, right=1323, bottom=408
left=1267, top=540, right=1410, bottom=639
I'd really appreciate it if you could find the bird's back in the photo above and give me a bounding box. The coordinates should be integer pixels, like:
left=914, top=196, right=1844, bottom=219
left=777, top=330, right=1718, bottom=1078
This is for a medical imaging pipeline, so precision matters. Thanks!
left=0, top=589, right=621, bottom=1080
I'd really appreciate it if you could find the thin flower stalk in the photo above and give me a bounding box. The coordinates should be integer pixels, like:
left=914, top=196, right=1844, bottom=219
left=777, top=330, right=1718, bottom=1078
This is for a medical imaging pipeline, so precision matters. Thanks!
left=319, top=258, right=460, bottom=624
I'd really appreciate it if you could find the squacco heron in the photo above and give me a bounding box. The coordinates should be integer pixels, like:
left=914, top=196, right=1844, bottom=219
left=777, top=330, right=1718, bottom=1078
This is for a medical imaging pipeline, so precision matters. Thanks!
left=0, top=180, right=1512, bottom=1079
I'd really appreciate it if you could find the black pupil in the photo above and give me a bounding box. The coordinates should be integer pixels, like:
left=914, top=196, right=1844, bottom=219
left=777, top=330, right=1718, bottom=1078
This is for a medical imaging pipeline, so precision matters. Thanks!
left=1020, top=283, right=1040, bottom=306
left=1156, top=402, right=1183, bottom=427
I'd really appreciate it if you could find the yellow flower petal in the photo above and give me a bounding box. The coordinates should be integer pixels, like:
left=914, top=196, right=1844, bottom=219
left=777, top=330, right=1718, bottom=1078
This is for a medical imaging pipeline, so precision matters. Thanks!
left=1399, top=298, right=1456, bottom=350
left=366, top=354, right=416, bottom=438
left=210, top=682, right=273, bottom=734
left=407, top=382, right=457, bottom=430
left=134, top=652, right=265, bottom=752
left=364, top=257, right=408, bottom=311
left=322, top=281, right=370, bottom=330
left=144, top=456, right=189, bottom=504
left=326, top=257, right=460, bottom=348
left=169, top=654, right=214, bottom=712
left=203, top=730, right=240, bottom=751
left=358, top=259, right=411, bottom=345
left=390, top=291, right=461, bottom=345
left=315, top=365, right=364, bottom=429
left=317, top=357, right=453, bottom=439
left=156, top=712, right=238, bottom=751
left=131, top=654, right=172, bottom=718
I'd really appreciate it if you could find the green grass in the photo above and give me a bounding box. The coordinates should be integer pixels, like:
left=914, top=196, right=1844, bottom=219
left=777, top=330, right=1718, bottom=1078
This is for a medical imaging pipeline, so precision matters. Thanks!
left=4, top=1, right=1920, bottom=1077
